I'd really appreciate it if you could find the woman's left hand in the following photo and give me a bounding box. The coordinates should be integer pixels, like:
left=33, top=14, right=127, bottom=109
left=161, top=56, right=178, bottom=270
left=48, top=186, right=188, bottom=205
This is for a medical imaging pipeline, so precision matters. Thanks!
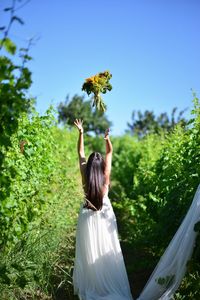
left=74, top=119, right=84, bottom=133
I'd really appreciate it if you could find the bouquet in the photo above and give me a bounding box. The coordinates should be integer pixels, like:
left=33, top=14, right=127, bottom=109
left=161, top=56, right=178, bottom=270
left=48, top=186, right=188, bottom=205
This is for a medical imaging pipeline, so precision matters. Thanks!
left=82, top=70, right=112, bottom=112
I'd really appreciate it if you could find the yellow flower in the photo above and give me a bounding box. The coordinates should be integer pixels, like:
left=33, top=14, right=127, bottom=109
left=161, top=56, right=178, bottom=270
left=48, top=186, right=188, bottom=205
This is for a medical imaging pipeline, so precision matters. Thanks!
left=82, top=70, right=112, bottom=112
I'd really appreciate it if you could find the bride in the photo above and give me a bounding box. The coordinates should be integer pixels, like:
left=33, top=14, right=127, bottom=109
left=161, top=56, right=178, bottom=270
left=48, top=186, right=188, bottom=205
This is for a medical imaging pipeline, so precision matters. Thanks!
left=73, top=119, right=133, bottom=300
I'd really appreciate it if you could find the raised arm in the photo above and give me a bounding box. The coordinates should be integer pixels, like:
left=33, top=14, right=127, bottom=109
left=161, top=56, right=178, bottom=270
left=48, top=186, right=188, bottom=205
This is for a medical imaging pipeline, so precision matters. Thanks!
left=104, top=128, right=113, bottom=186
left=74, top=119, right=86, bottom=185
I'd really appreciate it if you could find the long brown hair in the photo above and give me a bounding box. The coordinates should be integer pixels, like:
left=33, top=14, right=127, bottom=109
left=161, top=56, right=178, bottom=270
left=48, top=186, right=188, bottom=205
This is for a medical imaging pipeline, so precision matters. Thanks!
left=84, top=152, right=105, bottom=211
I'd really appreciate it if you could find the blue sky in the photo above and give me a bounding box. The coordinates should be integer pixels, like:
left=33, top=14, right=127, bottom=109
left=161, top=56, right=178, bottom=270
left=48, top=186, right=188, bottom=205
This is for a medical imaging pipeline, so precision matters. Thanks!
left=1, top=0, right=200, bottom=135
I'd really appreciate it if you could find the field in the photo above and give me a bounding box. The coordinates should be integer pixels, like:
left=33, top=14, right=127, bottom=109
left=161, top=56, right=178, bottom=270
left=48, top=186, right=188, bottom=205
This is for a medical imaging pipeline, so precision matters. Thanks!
left=1, top=95, right=200, bottom=299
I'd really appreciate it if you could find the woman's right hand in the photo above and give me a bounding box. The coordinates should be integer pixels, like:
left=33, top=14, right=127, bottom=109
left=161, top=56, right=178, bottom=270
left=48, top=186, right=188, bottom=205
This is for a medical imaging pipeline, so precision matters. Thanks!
left=104, top=128, right=110, bottom=140
left=74, top=119, right=84, bottom=133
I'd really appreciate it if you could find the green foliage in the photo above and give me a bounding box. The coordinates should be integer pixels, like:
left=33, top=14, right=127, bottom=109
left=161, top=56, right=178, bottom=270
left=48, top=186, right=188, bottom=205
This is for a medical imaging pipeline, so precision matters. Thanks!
left=156, top=274, right=175, bottom=288
left=0, top=0, right=33, bottom=154
left=0, top=108, right=57, bottom=249
left=111, top=135, right=141, bottom=198
left=138, top=98, right=200, bottom=243
left=0, top=4, right=81, bottom=299
left=173, top=270, right=200, bottom=300
left=0, top=41, right=34, bottom=222
left=127, top=108, right=187, bottom=137
left=84, top=135, right=105, bottom=155
left=110, top=93, right=200, bottom=298
left=57, top=94, right=112, bottom=134
left=0, top=52, right=33, bottom=148
left=113, top=94, right=200, bottom=244
left=0, top=37, right=17, bottom=54
left=0, top=126, right=82, bottom=299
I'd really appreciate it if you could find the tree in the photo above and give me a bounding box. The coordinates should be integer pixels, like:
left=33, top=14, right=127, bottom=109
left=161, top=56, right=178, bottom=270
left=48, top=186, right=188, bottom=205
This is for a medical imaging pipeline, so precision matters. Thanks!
left=57, top=94, right=112, bottom=134
left=0, top=0, right=34, bottom=201
left=127, top=107, right=187, bottom=138
left=0, top=1, right=34, bottom=153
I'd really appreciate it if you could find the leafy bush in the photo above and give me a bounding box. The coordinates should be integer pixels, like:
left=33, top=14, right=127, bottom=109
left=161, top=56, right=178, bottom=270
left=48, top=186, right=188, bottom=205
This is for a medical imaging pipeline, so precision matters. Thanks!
left=0, top=111, right=83, bottom=299
left=0, top=108, right=56, bottom=249
left=110, top=93, right=200, bottom=298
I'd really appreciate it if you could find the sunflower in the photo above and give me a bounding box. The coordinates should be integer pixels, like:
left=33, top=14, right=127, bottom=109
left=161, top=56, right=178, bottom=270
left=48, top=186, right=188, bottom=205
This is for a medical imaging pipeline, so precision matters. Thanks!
left=82, top=70, right=112, bottom=112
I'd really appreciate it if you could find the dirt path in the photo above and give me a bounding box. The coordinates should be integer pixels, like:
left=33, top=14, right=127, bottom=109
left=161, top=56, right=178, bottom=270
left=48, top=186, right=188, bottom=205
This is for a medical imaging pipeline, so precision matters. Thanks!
left=121, top=241, right=155, bottom=299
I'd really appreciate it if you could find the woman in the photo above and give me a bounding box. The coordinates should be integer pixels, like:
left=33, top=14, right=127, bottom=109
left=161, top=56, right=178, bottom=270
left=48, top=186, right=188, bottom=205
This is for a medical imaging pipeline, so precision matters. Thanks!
left=73, top=119, right=133, bottom=300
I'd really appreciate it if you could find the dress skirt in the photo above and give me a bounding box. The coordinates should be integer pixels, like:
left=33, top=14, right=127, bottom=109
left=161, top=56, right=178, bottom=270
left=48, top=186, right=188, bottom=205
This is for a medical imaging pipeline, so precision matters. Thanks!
left=73, top=188, right=133, bottom=300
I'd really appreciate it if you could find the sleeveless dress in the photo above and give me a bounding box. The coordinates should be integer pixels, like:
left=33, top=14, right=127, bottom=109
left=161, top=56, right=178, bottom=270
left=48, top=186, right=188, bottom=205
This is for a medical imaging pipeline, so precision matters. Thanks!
left=73, top=184, right=133, bottom=300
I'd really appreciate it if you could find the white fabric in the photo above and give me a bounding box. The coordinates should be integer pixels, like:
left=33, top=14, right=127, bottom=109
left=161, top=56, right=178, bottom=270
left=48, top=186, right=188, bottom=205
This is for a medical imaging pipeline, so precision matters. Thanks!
left=73, top=185, right=133, bottom=300
left=137, top=184, right=200, bottom=300
left=73, top=184, right=200, bottom=300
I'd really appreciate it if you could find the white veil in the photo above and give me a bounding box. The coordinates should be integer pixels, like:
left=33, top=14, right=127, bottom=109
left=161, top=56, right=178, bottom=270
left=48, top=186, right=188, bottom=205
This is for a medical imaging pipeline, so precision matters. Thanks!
left=137, top=184, right=200, bottom=300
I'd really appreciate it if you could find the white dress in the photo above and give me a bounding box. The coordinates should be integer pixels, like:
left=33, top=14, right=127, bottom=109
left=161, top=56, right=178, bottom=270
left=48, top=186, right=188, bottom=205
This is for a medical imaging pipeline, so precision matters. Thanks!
left=73, top=183, right=200, bottom=300
left=73, top=184, right=133, bottom=300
